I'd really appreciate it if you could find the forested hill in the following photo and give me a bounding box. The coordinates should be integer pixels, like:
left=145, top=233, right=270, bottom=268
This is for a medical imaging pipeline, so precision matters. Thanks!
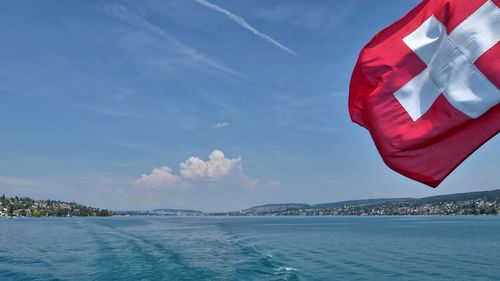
left=0, top=194, right=112, bottom=217
left=216, top=189, right=500, bottom=216
left=3, top=189, right=499, bottom=217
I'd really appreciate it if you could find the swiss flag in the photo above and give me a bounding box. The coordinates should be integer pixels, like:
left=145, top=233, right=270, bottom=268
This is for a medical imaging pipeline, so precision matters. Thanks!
left=349, top=0, right=499, bottom=187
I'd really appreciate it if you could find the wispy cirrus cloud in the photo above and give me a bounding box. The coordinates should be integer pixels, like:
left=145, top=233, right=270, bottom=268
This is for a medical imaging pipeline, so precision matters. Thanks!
left=0, top=176, right=44, bottom=187
left=269, top=92, right=341, bottom=133
left=195, top=0, right=296, bottom=55
left=213, top=121, right=230, bottom=129
left=106, top=4, right=242, bottom=78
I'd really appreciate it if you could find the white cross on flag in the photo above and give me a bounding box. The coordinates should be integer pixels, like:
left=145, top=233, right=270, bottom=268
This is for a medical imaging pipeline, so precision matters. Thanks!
left=349, top=0, right=499, bottom=187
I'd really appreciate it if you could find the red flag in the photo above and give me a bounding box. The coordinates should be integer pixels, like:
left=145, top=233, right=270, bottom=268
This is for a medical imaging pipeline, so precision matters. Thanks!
left=349, top=0, right=499, bottom=187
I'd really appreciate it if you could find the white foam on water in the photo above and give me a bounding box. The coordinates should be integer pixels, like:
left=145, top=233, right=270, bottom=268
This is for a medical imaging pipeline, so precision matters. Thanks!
left=276, top=266, right=298, bottom=272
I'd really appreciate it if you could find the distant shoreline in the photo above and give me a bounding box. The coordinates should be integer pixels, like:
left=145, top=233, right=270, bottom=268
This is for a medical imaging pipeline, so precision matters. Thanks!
left=1, top=214, right=499, bottom=220
left=1, top=189, right=499, bottom=218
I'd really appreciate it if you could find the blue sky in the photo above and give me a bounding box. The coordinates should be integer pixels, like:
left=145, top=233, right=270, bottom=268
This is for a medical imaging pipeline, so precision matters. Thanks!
left=0, top=0, right=498, bottom=211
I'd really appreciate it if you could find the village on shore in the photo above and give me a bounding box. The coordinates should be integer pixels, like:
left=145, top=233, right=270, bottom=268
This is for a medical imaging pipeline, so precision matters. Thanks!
left=1, top=189, right=499, bottom=218
left=0, top=194, right=111, bottom=217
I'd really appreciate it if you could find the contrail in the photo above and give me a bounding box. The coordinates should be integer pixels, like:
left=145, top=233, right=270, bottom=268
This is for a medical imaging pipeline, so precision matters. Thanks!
left=195, top=0, right=296, bottom=55
left=108, top=4, right=243, bottom=78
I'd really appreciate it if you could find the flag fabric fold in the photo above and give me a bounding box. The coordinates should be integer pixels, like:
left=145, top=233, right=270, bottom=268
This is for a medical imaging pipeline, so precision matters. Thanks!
left=349, top=0, right=499, bottom=187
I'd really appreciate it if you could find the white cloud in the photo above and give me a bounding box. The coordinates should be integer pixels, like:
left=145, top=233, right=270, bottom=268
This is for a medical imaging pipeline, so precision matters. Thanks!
left=213, top=121, right=230, bottom=129
left=136, top=166, right=181, bottom=188
left=180, top=150, right=240, bottom=179
left=195, top=0, right=296, bottom=55
left=136, top=150, right=280, bottom=195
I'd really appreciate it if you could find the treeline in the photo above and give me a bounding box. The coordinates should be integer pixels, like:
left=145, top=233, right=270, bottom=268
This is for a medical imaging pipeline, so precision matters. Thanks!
left=214, top=189, right=500, bottom=216
left=0, top=194, right=112, bottom=217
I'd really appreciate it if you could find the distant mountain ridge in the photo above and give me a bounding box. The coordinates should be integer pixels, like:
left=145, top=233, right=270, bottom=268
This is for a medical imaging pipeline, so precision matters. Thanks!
left=5, top=189, right=497, bottom=217
left=222, top=189, right=500, bottom=216
left=312, top=198, right=414, bottom=209
left=113, top=208, right=203, bottom=216
left=239, top=199, right=412, bottom=214
left=151, top=209, right=203, bottom=216
left=242, top=203, right=310, bottom=214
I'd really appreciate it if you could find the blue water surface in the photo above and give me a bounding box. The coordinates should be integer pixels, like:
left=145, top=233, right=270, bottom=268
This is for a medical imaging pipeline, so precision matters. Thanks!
left=0, top=216, right=499, bottom=280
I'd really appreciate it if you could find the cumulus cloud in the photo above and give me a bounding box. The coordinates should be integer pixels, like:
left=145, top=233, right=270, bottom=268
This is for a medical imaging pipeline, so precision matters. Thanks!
left=136, top=166, right=180, bottom=189
left=180, top=150, right=241, bottom=179
left=133, top=150, right=281, bottom=209
left=213, top=122, right=230, bottom=129
left=136, top=150, right=242, bottom=188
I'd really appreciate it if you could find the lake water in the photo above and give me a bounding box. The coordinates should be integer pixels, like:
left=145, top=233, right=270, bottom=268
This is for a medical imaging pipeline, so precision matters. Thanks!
left=0, top=216, right=499, bottom=280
